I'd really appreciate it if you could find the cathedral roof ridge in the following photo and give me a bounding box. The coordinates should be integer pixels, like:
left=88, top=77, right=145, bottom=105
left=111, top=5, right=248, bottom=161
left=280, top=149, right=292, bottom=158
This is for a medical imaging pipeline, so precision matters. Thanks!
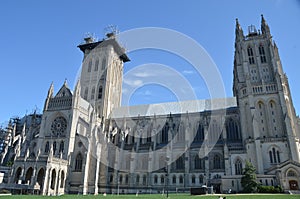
left=111, top=97, right=237, bottom=118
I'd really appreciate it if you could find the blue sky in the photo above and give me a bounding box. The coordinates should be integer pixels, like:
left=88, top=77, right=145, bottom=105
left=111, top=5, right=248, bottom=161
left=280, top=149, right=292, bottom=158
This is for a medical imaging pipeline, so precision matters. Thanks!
left=0, top=0, right=300, bottom=124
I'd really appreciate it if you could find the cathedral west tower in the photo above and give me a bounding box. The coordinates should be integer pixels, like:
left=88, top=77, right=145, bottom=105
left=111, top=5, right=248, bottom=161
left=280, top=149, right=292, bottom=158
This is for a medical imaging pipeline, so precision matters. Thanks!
left=77, top=33, right=129, bottom=119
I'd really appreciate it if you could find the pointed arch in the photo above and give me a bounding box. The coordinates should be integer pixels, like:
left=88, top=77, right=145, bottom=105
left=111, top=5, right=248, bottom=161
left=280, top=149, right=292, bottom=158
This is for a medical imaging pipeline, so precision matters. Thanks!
left=45, top=141, right=50, bottom=153
left=87, top=60, right=92, bottom=72
left=37, top=168, right=45, bottom=190
left=59, top=141, right=64, bottom=153
left=98, top=86, right=103, bottom=99
left=259, top=44, right=266, bottom=63
left=50, top=169, right=56, bottom=190
left=226, top=118, right=241, bottom=141
left=25, top=167, right=33, bottom=184
left=91, top=86, right=95, bottom=100
left=94, top=58, right=99, bottom=71
left=179, top=175, right=184, bottom=184
left=194, top=155, right=204, bottom=169
left=161, top=123, right=169, bottom=143
left=199, top=175, right=204, bottom=184
left=84, top=87, right=88, bottom=100
left=53, top=141, right=57, bottom=155
left=172, top=175, right=177, bottom=184
left=213, top=154, right=222, bottom=169
left=14, top=167, right=22, bottom=183
left=194, top=122, right=204, bottom=142
left=235, top=158, right=243, bottom=175
left=75, top=153, right=83, bottom=171
left=154, top=175, right=158, bottom=184
left=191, top=175, right=195, bottom=184
left=101, top=57, right=106, bottom=70
left=60, top=170, right=65, bottom=188
left=176, top=156, right=184, bottom=170
left=247, top=45, right=255, bottom=64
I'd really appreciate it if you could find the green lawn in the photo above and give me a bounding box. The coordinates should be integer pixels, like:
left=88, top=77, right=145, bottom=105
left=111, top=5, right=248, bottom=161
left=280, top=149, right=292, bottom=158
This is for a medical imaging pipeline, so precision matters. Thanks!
left=0, top=194, right=299, bottom=199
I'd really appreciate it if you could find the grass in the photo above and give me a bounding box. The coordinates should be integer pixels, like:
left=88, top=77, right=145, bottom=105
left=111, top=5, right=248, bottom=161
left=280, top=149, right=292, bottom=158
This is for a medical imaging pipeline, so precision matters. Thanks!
left=0, top=194, right=299, bottom=199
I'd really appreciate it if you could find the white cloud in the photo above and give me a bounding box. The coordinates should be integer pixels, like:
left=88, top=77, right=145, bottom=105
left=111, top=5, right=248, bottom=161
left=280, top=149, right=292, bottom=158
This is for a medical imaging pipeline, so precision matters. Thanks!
left=123, top=78, right=143, bottom=87
left=134, top=72, right=153, bottom=78
left=182, top=70, right=195, bottom=75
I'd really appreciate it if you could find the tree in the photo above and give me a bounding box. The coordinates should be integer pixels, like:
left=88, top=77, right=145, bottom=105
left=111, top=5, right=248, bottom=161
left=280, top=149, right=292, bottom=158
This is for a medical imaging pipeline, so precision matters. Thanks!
left=241, top=160, right=258, bottom=193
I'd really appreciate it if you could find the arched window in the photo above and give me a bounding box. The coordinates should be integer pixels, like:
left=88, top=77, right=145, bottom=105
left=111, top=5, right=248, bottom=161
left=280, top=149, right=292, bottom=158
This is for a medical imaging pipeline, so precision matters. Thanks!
left=25, top=167, right=33, bottom=184
left=142, top=175, right=147, bottom=185
left=199, top=175, right=204, bottom=184
left=235, top=159, right=243, bottom=175
left=125, top=174, right=129, bottom=184
left=88, top=60, right=92, bottom=72
left=110, top=174, right=113, bottom=183
left=84, top=87, right=88, bottom=100
left=226, top=119, right=241, bottom=141
left=194, top=155, right=204, bottom=169
left=60, top=171, right=65, bottom=188
left=14, top=167, right=22, bottom=183
left=160, top=175, right=164, bottom=184
left=213, top=154, right=221, bottom=169
left=179, top=175, right=184, bottom=184
left=119, top=174, right=123, bottom=184
left=269, top=151, right=273, bottom=163
left=53, top=141, right=57, bottom=155
left=259, top=44, right=266, bottom=63
left=247, top=46, right=255, bottom=64
left=209, top=120, right=221, bottom=143
left=161, top=123, right=169, bottom=144
left=91, top=87, right=95, bottom=100
left=45, top=141, right=50, bottom=153
left=194, top=123, right=204, bottom=142
left=94, top=58, right=99, bottom=71
left=172, top=175, right=177, bottom=184
left=102, top=58, right=106, bottom=70
left=136, top=174, right=140, bottom=184
left=178, top=123, right=185, bottom=142
left=154, top=175, right=158, bottom=184
left=269, top=147, right=280, bottom=164
left=191, top=175, right=195, bottom=184
left=176, top=156, right=184, bottom=170
left=59, top=141, right=64, bottom=153
left=287, top=170, right=297, bottom=177
left=75, top=153, right=83, bottom=171
left=98, top=86, right=103, bottom=99
left=50, top=169, right=56, bottom=190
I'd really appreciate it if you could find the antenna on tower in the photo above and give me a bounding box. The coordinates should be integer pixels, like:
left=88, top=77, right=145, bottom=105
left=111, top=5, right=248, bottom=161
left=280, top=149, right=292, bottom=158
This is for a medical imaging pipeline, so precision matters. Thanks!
left=104, top=25, right=119, bottom=39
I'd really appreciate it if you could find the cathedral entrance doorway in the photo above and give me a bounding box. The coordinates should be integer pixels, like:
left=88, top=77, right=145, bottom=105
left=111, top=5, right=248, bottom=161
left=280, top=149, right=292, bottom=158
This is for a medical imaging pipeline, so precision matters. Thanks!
left=37, top=168, right=45, bottom=193
left=212, top=183, right=221, bottom=193
left=25, top=167, right=33, bottom=185
left=289, top=180, right=298, bottom=190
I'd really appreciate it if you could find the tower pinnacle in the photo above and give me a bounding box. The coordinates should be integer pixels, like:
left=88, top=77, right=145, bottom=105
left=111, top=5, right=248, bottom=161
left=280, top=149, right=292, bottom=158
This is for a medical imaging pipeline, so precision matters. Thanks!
left=235, top=18, right=244, bottom=42
left=261, top=14, right=270, bottom=36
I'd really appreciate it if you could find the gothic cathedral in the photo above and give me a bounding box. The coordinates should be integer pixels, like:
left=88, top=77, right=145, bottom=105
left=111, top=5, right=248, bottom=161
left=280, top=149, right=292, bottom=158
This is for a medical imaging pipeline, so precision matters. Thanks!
left=0, top=15, right=299, bottom=195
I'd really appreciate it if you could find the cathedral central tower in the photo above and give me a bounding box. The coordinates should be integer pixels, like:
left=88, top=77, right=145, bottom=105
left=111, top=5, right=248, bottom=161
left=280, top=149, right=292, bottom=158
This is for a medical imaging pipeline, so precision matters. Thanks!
left=233, top=15, right=300, bottom=173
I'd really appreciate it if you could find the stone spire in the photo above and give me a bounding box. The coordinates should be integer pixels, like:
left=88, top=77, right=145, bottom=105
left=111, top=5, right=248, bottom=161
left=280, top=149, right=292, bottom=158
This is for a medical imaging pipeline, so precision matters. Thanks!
left=235, top=18, right=244, bottom=42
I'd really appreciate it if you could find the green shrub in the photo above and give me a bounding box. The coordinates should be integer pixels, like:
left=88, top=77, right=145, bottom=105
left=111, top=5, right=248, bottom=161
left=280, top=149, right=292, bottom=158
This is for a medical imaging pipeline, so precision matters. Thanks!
left=258, top=185, right=283, bottom=193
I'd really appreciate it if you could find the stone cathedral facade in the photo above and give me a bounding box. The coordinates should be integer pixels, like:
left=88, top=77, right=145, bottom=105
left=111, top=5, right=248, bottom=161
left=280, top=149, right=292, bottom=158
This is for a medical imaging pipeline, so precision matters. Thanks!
left=1, top=16, right=300, bottom=195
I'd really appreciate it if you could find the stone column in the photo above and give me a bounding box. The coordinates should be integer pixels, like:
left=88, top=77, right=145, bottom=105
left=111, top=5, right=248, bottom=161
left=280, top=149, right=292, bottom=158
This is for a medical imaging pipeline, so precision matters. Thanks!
left=55, top=170, right=60, bottom=195
left=42, top=168, right=49, bottom=195
left=47, top=168, right=52, bottom=196
left=94, top=144, right=101, bottom=195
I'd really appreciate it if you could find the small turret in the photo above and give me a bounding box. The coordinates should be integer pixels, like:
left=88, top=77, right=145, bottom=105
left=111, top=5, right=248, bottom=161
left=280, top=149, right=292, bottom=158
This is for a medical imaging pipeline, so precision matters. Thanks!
left=261, top=14, right=271, bottom=37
